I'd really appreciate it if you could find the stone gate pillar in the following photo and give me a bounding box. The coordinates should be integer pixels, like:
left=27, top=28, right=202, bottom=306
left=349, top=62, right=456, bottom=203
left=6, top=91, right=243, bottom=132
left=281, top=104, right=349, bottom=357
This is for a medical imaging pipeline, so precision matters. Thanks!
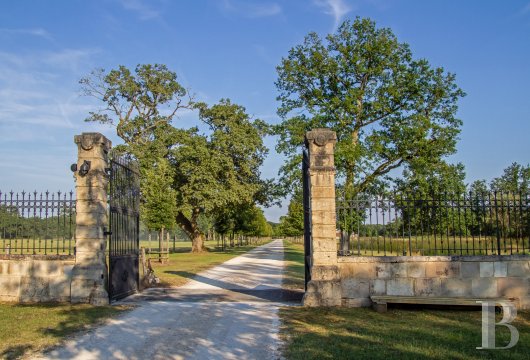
left=303, top=129, right=341, bottom=306
left=70, top=133, right=111, bottom=305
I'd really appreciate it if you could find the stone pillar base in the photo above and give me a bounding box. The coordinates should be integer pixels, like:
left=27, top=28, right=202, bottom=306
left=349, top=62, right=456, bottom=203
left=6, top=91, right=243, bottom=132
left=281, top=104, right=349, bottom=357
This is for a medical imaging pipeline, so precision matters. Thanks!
left=303, top=280, right=341, bottom=307
left=70, top=267, right=108, bottom=305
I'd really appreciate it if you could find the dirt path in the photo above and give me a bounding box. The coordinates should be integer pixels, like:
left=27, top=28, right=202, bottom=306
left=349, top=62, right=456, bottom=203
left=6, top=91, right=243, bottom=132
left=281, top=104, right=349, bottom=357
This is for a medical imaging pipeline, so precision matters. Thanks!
left=34, top=239, right=301, bottom=360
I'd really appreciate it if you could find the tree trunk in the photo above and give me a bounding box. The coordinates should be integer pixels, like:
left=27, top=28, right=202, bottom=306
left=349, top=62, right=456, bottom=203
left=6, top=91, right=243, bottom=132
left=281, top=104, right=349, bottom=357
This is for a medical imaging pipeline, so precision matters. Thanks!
left=176, top=210, right=206, bottom=253
left=191, top=232, right=205, bottom=253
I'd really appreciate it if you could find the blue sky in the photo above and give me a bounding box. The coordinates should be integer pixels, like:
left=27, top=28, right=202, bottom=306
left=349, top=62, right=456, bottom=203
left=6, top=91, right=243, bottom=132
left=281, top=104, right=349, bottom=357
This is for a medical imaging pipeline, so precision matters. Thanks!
left=1, top=0, right=529, bottom=222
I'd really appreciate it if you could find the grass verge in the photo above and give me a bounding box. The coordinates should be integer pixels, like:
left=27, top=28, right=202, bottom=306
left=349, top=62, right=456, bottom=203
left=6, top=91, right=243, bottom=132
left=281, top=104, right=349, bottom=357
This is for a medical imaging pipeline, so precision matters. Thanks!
left=150, top=240, right=271, bottom=287
left=0, top=303, right=131, bottom=359
left=282, top=240, right=305, bottom=291
left=279, top=238, right=530, bottom=359
left=280, top=306, right=530, bottom=360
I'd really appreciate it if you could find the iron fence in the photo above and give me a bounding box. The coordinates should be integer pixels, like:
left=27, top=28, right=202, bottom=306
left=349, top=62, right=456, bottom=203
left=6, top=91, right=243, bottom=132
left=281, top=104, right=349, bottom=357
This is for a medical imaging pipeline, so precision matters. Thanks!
left=0, top=190, right=76, bottom=256
left=336, top=192, right=530, bottom=257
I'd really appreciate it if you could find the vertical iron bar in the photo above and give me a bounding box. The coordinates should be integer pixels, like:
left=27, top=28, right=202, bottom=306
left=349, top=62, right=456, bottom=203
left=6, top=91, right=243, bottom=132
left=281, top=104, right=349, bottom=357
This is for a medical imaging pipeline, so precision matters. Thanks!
left=407, top=193, right=412, bottom=256
left=516, top=191, right=521, bottom=253
left=382, top=196, right=387, bottom=256
left=506, top=192, right=512, bottom=255
left=375, top=196, right=380, bottom=255
left=494, top=192, right=501, bottom=255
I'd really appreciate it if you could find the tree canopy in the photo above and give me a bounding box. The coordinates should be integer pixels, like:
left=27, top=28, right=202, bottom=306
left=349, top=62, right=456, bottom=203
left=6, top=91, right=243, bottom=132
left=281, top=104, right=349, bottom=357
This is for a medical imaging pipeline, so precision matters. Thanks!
left=274, top=17, right=465, bottom=197
left=490, top=162, right=530, bottom=194
left=81, top=65, right=270, bottom=252
left=277, top=190, right=304, bottom=237
left=394, top=162, right=467, bottom=198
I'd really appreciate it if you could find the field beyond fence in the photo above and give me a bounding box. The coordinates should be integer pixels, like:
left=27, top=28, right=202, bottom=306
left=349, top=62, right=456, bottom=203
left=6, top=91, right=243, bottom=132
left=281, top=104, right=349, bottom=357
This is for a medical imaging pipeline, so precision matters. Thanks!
left=0, top=191, right=75, bottom=256
left=337, top=191, right=530, bottom=256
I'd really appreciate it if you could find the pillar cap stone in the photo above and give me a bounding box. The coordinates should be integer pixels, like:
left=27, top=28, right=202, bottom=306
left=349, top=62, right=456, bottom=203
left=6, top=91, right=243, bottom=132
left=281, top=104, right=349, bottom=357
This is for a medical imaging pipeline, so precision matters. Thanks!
left=305, top=128, right=337, bottom=147
left=74, top=133, right=112, bottom=151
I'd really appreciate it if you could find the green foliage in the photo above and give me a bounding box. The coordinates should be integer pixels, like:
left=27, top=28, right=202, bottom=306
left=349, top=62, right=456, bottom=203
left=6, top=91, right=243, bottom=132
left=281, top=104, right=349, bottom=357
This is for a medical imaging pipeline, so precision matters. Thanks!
left=0, top=204, right=75, bottom=244
left=490, top=162, right=530, bottom=194
left=80, top=64, right=191, bottom=146
left=394, top=162, right=467, bottom=197
left=214, top=204, right=272, bottom=237
left=82, top=66, right=270, bottom=251
left=274, top=17, right=465, bottom=197
left=172, top=99, right=269, bottom=216
left=140, top=158, right=177, bottom=231
left=278, top=191, right=304, bottom=237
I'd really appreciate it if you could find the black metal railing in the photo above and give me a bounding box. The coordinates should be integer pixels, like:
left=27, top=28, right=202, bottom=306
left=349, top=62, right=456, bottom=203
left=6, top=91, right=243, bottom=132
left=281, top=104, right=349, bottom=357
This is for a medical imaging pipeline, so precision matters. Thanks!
left=108, top=155, right=140, bottom=258
left=336, top=192, right=530, bottom=257
left=0, top=190, right=76, bottom=256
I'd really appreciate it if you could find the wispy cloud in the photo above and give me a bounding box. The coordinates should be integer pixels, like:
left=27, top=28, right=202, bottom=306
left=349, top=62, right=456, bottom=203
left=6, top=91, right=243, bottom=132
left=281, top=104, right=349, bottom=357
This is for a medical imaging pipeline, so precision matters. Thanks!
left=0, top=27, right=53, bottom=40
left=221, top=0, right=282, bottom=18
left=314, top=0, right=352, bottom=29
left=0, top=48, right=99, bottom=131
left=118, top=0, right=161, bottom=20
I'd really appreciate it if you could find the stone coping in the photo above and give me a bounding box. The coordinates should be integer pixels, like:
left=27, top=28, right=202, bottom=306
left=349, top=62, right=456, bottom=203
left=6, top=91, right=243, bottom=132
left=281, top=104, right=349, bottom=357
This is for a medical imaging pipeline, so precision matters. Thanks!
left=338, top=254, right=530, bottom=263
left=0, top=254, right=75, bottom=261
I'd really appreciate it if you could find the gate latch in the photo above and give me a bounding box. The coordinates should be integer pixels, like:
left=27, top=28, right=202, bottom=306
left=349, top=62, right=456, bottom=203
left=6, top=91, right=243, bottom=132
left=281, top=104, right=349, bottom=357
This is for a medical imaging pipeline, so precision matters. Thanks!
left=104, top=230, right=112, bottom=236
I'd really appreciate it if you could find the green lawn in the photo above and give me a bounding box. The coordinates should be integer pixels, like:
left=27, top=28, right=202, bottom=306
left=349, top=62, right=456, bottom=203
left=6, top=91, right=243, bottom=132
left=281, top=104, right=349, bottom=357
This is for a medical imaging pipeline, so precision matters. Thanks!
left=0, top=303, right=130, bottom=360
left=280, top=239, right=530, bottom=360
left=281, top=306, right=530, bottom=360
left=282, top=240, right=305, bottom=291
left=149, top=239, right=271, bottom=287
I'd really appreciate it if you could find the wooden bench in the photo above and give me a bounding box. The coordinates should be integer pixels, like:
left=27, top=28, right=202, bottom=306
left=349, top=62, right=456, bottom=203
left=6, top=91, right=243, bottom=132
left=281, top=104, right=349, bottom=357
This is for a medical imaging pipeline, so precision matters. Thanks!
left=370, top=295, right=518, bottom=312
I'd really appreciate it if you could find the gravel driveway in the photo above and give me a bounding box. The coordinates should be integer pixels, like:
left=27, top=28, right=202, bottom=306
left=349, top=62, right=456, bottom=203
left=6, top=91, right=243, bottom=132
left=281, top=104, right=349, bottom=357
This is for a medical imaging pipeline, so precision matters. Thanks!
left=34, top=239, right=302, bottom=360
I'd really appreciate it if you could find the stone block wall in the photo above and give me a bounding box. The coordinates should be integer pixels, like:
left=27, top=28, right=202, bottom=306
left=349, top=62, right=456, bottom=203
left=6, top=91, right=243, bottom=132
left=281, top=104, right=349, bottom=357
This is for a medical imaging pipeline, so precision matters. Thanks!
left=0, top=255, right=74, bottom=302
left=337, top=256, right=530, bottom=309
left=0, top=132, right=112, bottom=305
left=302, top=128, right=530, bottom=309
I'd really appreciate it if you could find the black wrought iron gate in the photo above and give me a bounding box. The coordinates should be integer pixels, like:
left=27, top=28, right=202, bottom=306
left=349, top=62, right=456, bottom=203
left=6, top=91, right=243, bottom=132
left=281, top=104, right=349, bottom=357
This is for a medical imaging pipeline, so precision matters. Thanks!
left=108, top=155, right=140, bottom=301
left=302, top=148, right=311, bottom=290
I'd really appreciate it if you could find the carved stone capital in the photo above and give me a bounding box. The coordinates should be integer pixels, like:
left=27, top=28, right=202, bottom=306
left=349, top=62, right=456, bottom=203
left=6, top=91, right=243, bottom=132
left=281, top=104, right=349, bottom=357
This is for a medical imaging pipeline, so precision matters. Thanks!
left=305, top=128, right=337, bottom=147
left=74, top=133, right=112, bottom=152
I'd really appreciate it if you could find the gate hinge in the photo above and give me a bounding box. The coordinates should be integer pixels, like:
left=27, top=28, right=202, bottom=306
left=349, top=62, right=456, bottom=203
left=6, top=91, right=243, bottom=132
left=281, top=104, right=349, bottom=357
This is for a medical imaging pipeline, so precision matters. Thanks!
left=104, top=231, right=112, bottom=236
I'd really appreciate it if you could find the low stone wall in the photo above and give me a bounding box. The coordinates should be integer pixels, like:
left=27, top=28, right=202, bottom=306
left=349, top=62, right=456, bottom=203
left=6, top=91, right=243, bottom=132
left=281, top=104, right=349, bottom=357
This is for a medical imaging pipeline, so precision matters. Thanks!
left=0, top=255, right=75, bottom=302
left=338, top=255, right=530, bottom=309
left=301, top=128, right=530, bottom=308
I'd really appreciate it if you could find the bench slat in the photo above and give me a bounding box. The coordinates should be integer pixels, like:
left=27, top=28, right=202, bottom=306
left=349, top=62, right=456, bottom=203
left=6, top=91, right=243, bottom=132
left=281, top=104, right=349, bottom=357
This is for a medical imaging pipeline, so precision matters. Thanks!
left=371, top=296, right=517, bottom=307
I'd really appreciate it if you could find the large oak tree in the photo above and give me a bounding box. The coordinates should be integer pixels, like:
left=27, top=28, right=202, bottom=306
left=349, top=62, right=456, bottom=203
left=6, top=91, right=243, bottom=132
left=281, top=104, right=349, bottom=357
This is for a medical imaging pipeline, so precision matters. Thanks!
left=274, top=18, right=465, bottom=197
left=81, top=65, right=268, bottom=252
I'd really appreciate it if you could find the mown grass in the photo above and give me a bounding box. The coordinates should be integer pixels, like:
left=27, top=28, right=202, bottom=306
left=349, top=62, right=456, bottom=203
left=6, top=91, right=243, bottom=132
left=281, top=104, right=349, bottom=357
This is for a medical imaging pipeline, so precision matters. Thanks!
left=150, top=239, right=271, bottom=287
left=279, top=238, right=530, bottom=359
left=281, top=306, right=530, bottom=360
left=282, top=240, right=305, bottom=291
left=0, top=303, right=131, bottom=360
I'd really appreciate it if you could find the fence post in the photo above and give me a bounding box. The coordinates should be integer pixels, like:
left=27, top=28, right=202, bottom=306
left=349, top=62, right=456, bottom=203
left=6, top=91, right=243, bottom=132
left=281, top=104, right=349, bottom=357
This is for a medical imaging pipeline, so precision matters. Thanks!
left=70, top=133, right=111, bottom=305
left=303, top=128, right=341, bottom=307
